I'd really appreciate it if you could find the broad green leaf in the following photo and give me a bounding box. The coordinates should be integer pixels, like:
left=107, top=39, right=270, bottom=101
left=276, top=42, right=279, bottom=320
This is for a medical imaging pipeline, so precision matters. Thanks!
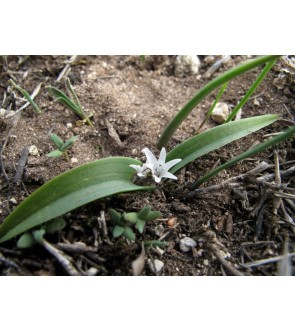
left=113, top=225, right=125, bottom=238
left=166, top=114, right=279, bottom=174
left=50, top=133, right=64, bottom=149
left=0, top=157, right=154, bottom=243
left=61, top=135, right=79, bottom=151
left=47, top=150, right=64, bottom=158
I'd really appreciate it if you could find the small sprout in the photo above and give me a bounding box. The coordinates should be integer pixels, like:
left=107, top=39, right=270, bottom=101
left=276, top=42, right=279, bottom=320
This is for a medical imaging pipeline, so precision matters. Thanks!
left=109, top=205, right=161, bottom=241
left=9, top=79, right=42, bottom=114
left=130, top=147, right=181, bottom=183
left=46, top=78, right=93, bottom=126
left=17, top=232, right=36, bottom=249
left=16, top=218, right=66, bottom=249
left=47, top=133, right=79, bottom=161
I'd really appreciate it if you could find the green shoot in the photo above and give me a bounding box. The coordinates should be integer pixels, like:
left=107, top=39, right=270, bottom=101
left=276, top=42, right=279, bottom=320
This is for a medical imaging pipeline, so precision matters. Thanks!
left=225, top=58, right=277, bottom=123
left=9, top=79, right=42, bottom=114
left=191, top=123, right=295, bottom=189
left=110, top=205, right=161, bottom=241
left=16, top=218, right=66, bottom=249
left=46, top=78, right=93, bottom=126
left=157, top=55, right=281, bottom=148
left=47, top=133, right=79, bottom=161
left=195, top=83, right=227, bottom=134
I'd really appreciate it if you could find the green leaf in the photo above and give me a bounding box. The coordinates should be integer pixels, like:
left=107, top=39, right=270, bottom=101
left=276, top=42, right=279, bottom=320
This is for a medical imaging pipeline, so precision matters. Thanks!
left=10, top=79, right=42, bottom=114
left=136, top=219, right=146, bottom=234
left=123, top=226, right=136, bottom=241
left=137, top=205, right=151, bottom=220
left=144, top=240, right=168, bottom=247
left=46, top=86, right=81, bottom=113
left=50, top=133, right=64, bottom=149
left=145, top=210, right=161, bottom=222
left=109, top=209, right=122, bottom=225
left=46, top=150, right=64, bottom=158
left=157, top=55, right=281, bottom=148
left=166, top=114, right=279, bottom=174
left=0, top=157, right=154, bottom=243
left=113, top=225, right=125, bottom=238
left=123, top=212, right=138, bottom=224
left=16, top=233, right=36, bottom=249
left=32, top=229, right=46, bottom=243
left=192, top=123, right=295, bottom=188
left=61, top=135, right=79, bottom=151
left=45, top=218, right=66, bottom=234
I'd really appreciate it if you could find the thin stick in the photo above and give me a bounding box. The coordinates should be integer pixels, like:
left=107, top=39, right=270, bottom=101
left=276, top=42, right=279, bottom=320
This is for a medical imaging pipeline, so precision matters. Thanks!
left=242, top=252, right=295, bottom=268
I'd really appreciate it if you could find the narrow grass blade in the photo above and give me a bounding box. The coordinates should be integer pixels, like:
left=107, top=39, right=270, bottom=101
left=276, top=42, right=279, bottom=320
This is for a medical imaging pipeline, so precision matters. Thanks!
left=10, top=79, right=42, bottom=114
left=61, top=135, right=79, bottom=151
left=225, top=59, right=277, bottom=123
left=50, top=133, right=64, bottom=150
left=157, top=55, right=281, bottom=148
left=46, top=86, right=81, bottom=113
left=0, top=157, right=154, bottom=243
left=166, top=114, right=278, bottom=174
left=195, top=83, right=227, bottom=134
left=192, top=123, right=295, bottom=189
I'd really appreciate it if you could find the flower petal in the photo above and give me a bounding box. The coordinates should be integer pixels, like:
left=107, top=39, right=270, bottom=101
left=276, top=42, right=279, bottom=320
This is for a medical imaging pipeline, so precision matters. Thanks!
left=163, top=158, right=182, bottom=171
left=158, top=147, right=166, bottom=165
left=162, top=171, right=178, bottom=180
left=142, top=148, right=158, bottom=166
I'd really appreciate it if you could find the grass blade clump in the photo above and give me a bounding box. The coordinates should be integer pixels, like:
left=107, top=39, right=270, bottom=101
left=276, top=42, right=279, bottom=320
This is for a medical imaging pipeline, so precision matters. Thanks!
left=47, top=78, right=93, bottom=126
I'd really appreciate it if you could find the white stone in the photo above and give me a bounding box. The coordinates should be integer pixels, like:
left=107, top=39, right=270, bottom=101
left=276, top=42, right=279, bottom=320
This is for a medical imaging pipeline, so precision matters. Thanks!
left=29, top=145, right=39, bottom=156
left=211, top=102, right=230, bottom=124
left=174, top=55, right=201, bottom=77
left=0, top=108, right=6, bottom=118
left=66, top=123, right=73, bottom=129
left=9, top=197, right=18, bottom=205
left=148, top=259, right=164, bottom=274
left=71, top=157, right=78, bottom=163
left=155, top=224, right=164, bottom=237
left=179, top=237, right=197, bottom=252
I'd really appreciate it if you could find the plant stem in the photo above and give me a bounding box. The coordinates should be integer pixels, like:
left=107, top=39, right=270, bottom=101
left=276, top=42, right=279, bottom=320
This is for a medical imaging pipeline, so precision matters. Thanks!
left=157, top=55, right=281, bottom=149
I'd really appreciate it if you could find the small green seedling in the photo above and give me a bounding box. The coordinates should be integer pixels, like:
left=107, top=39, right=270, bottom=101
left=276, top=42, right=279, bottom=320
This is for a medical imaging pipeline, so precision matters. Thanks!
left=109, top=205, right=161, bottom=241
left=16, top=218, right=66, bottom=249
left=46, top=78, right=93, bottom=126
left=9, top=79, right=42, bottom=114
left=47, top=133, right=79, bottom=161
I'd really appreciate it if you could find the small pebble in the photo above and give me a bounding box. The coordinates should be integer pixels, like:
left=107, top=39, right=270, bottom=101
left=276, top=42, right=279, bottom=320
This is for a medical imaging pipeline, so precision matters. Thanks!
left=86, top=267, right=98, bottom=276
left=71, top=157, right=78, bottom=163
left=29, top=145, right=39, bottom=157
left=155, top=224, right=164, bottom=237
left=148, top=259, right=164, bottom=274
left=167, top=217, right=177, bottom=228
left=211, top=102, right=230, bottom=124
left=0, top=108, right=6, bottom=117
left=9, top=197, right=18, bottom=205
left=66, top=123, right=73, bottom=129
left=174, top=55, right=201, bottom=77
left=179, top=237, right=197, bottom=252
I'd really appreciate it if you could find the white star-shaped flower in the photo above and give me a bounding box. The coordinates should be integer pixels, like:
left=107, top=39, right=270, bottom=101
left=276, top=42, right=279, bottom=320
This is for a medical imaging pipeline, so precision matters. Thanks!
left=130, top=147, right=182, bottom=183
